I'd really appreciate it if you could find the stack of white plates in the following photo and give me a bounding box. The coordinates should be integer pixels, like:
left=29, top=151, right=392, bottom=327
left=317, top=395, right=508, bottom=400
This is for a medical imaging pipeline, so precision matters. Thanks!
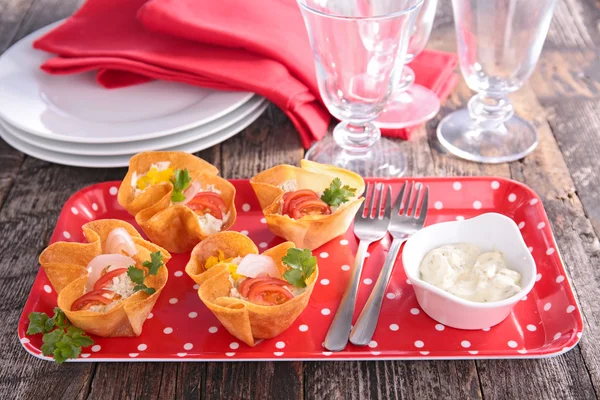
left=0, top=23, right=268, bottom=168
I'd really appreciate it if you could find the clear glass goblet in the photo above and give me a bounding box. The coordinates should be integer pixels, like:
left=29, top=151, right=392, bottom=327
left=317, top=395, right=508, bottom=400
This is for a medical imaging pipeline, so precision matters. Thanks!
left=375, top=0, right=440, bottom=130
left=437, top=0, right=558, bottom=163
left=298, top=0, right=423, bottom=177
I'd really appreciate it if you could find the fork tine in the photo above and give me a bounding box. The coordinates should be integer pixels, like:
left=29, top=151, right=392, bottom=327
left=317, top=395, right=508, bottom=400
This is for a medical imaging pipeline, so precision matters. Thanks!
left=417, top=186, right=429, bottom=222
left=377, top=184, right=386, bottom=219
left=383, top=185, right=392, bottom=220
left=358, top=182, right=371, bottom=218
left=370, top=183, right=381, bottom=219
left=402, top=181, right=413, bottom=215
left=409, top=183, right=422, bottom=217
left=393, top=182, right=407, bottom=216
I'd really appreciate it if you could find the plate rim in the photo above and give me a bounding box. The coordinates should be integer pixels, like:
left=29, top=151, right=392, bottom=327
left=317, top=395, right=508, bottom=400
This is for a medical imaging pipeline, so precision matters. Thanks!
left=0, top=21, right=254, bottom=143
left=0, top=101, right=268, bottom=168
left=0, top=96, right=266, bottom=156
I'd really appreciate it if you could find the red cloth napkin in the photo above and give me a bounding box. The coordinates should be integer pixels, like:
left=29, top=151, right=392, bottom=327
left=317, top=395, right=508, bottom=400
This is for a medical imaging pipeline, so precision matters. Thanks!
left=34, top=0, right=458, bottom=147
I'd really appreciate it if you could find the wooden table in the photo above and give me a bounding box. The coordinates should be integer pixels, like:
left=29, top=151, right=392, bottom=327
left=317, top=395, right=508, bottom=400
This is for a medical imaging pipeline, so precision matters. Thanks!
left=2, top=0, right=599, bottom=398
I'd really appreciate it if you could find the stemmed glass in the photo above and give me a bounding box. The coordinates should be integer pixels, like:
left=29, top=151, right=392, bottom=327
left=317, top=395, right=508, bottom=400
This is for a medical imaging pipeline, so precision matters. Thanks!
left=375, top=0, right=440, bottom=130
left=298, top=0, right=423, bottom=177
left=437, top=0, right=558, bottom=163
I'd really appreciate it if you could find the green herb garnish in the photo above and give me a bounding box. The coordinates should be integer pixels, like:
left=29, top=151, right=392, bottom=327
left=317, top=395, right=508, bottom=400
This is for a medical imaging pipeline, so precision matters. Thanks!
left=170, top=168, right=192, bottom=202
left=26, top=308, right=94, bottom=363
left=127, top=251, right=164, bottom=295
left=282, top=248, right=317, bottom=288
left=320, top=178, right=357, bottom=207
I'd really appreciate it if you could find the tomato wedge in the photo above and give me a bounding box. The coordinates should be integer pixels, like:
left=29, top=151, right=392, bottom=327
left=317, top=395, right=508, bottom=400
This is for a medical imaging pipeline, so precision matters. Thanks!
left=187, top=192, right=226, bottom=219
left=290, top=198, right=332, bottom=220
left=71, top=289, right=115, bottom=311
left=248, top=282, right=294, bottom=305
left=239, top=277, right=293, bottom=298
left=281, top=190, right=319, bottom=215
left=93, top=268, right=128, bottom=290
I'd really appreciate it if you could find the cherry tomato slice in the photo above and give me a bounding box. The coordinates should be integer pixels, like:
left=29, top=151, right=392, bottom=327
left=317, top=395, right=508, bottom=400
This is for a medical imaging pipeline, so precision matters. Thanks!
left=93, top=268, right=128, bottom=290
left=187, top=192, right=226, bottom=219
left=71, top=289, right=115, bottom=311
left=239, top=277, right=293, bottom=298
left=248, top=282, right=294, bottom=305
left=281, top=190, right=319, bottom=215
left=290, top=198, right=332, bottom=220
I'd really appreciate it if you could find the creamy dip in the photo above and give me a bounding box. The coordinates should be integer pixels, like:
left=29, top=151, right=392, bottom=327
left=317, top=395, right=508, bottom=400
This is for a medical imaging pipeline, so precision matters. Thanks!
left=419, top=244, right=522, bottom=302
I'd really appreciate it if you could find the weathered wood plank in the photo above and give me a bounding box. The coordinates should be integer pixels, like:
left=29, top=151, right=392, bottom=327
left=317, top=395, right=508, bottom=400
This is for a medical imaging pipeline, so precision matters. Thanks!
left=304, top=360, right=481, bottom=400
left=538, top=97, right=600, bottom=395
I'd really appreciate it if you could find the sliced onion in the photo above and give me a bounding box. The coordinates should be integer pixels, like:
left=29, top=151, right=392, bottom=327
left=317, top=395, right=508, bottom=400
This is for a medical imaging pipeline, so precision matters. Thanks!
left=85, top=254, right=136, bottom=292
left=181, top=181, right=202, bottom=205
left=236, top=254, right=281, bottom=279
left=106, top=227, right=138, bottom=257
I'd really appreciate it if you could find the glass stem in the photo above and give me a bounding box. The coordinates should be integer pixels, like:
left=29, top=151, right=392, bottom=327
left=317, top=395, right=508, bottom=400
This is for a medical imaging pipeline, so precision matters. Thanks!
left=395, top=65, right=416, bottom=93
left=467, top=92, right=514, bottom=129
left=333, top=121, right=381, bottom=156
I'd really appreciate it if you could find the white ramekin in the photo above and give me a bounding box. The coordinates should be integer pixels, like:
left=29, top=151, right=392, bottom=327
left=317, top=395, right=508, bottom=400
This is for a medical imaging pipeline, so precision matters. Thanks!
left=402, top=213, right=537, bottom=330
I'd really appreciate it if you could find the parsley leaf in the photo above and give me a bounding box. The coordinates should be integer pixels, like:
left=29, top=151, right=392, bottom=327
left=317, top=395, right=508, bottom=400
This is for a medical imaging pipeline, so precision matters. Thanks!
left=320, top=178, right=357, bottom=207
left=51, top=307, right=68, bottom=329
left=27, top=312, right=50, bottom=335
left=129, top=252, right=163, bottom=295
left=67, top=326, right=94, bottom=348
left=170, top=168, right=192, bottom=202
left=142, top=251, right=164, bottom=276
left=127, top=265, right=145, bottom=285
left=27, top=308, right=94, bottom=364
left=282, top=269, right=304, bottom=288
left=135, top=285, right=156, bottom=295
left=282, top=248, right=317, bottom=288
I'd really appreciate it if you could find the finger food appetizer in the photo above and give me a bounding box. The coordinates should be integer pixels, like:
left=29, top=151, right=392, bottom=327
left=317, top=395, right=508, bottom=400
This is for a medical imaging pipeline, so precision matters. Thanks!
left=38, top=219, right=171, bottom=337
left=185, top=231, right=318, bottom=346
left=118, top=151, right=237, bottom=253
left=250, top=160, right=365, bottom=250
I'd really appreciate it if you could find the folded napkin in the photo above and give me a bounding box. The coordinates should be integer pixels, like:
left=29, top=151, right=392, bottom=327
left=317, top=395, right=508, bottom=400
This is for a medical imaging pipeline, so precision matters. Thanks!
left=34, top=0, right=457, bottom=147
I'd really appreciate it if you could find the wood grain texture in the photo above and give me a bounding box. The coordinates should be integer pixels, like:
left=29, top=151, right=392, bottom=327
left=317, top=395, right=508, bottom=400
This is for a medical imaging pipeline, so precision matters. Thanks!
left=304, top=360, right=481, bottom=400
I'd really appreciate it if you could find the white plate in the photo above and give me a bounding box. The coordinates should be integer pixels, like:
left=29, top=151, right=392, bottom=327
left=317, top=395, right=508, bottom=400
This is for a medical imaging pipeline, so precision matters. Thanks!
left=0, top=96, right=266, bottom=156
left=0, top=101, right=269, bottom=168
left=0, top=22, right=253, bottom=143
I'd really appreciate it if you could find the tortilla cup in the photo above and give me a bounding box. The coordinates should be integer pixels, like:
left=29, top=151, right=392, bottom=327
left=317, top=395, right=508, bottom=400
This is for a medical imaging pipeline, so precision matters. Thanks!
left=118, top=151, right=236, bottom=253
left=39, top=219, right=171, bottom=337
left=250, top=160, right=365, bottom=250
left=185, top=231, right=318, bottom=346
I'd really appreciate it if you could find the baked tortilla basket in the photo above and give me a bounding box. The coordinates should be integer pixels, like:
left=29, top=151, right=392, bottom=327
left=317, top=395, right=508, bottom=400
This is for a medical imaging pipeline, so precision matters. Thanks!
left=38, top=219, right=171, bottom=337
left=117, top=151, right=237, bottom=253
left=250, top=160, right=365, bottom=250
left=185, top=231, right=318, bottom=346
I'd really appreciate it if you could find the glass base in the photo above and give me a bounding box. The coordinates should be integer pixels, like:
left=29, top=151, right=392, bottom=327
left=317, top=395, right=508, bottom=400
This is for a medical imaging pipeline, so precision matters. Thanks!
left=375, top=84, right=441, bottom=129
left=305, top=134, right=407, bottom=177
left=436, top=108, right=538, bottom=163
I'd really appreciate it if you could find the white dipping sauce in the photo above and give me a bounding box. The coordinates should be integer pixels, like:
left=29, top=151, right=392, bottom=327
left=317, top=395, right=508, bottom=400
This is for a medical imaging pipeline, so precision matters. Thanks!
left=419, top=244, right=522, bottom=302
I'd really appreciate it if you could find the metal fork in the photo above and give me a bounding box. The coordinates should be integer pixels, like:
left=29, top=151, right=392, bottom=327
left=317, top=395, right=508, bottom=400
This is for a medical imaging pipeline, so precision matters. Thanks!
left=323, top=182, right=392, bottom=352
left=349, top=182, right=429, bottom=346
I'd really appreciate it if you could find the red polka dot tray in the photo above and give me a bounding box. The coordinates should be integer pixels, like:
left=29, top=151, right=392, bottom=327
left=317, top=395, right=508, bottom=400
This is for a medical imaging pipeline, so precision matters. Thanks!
left=18, top=177, right=583, bottom=361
